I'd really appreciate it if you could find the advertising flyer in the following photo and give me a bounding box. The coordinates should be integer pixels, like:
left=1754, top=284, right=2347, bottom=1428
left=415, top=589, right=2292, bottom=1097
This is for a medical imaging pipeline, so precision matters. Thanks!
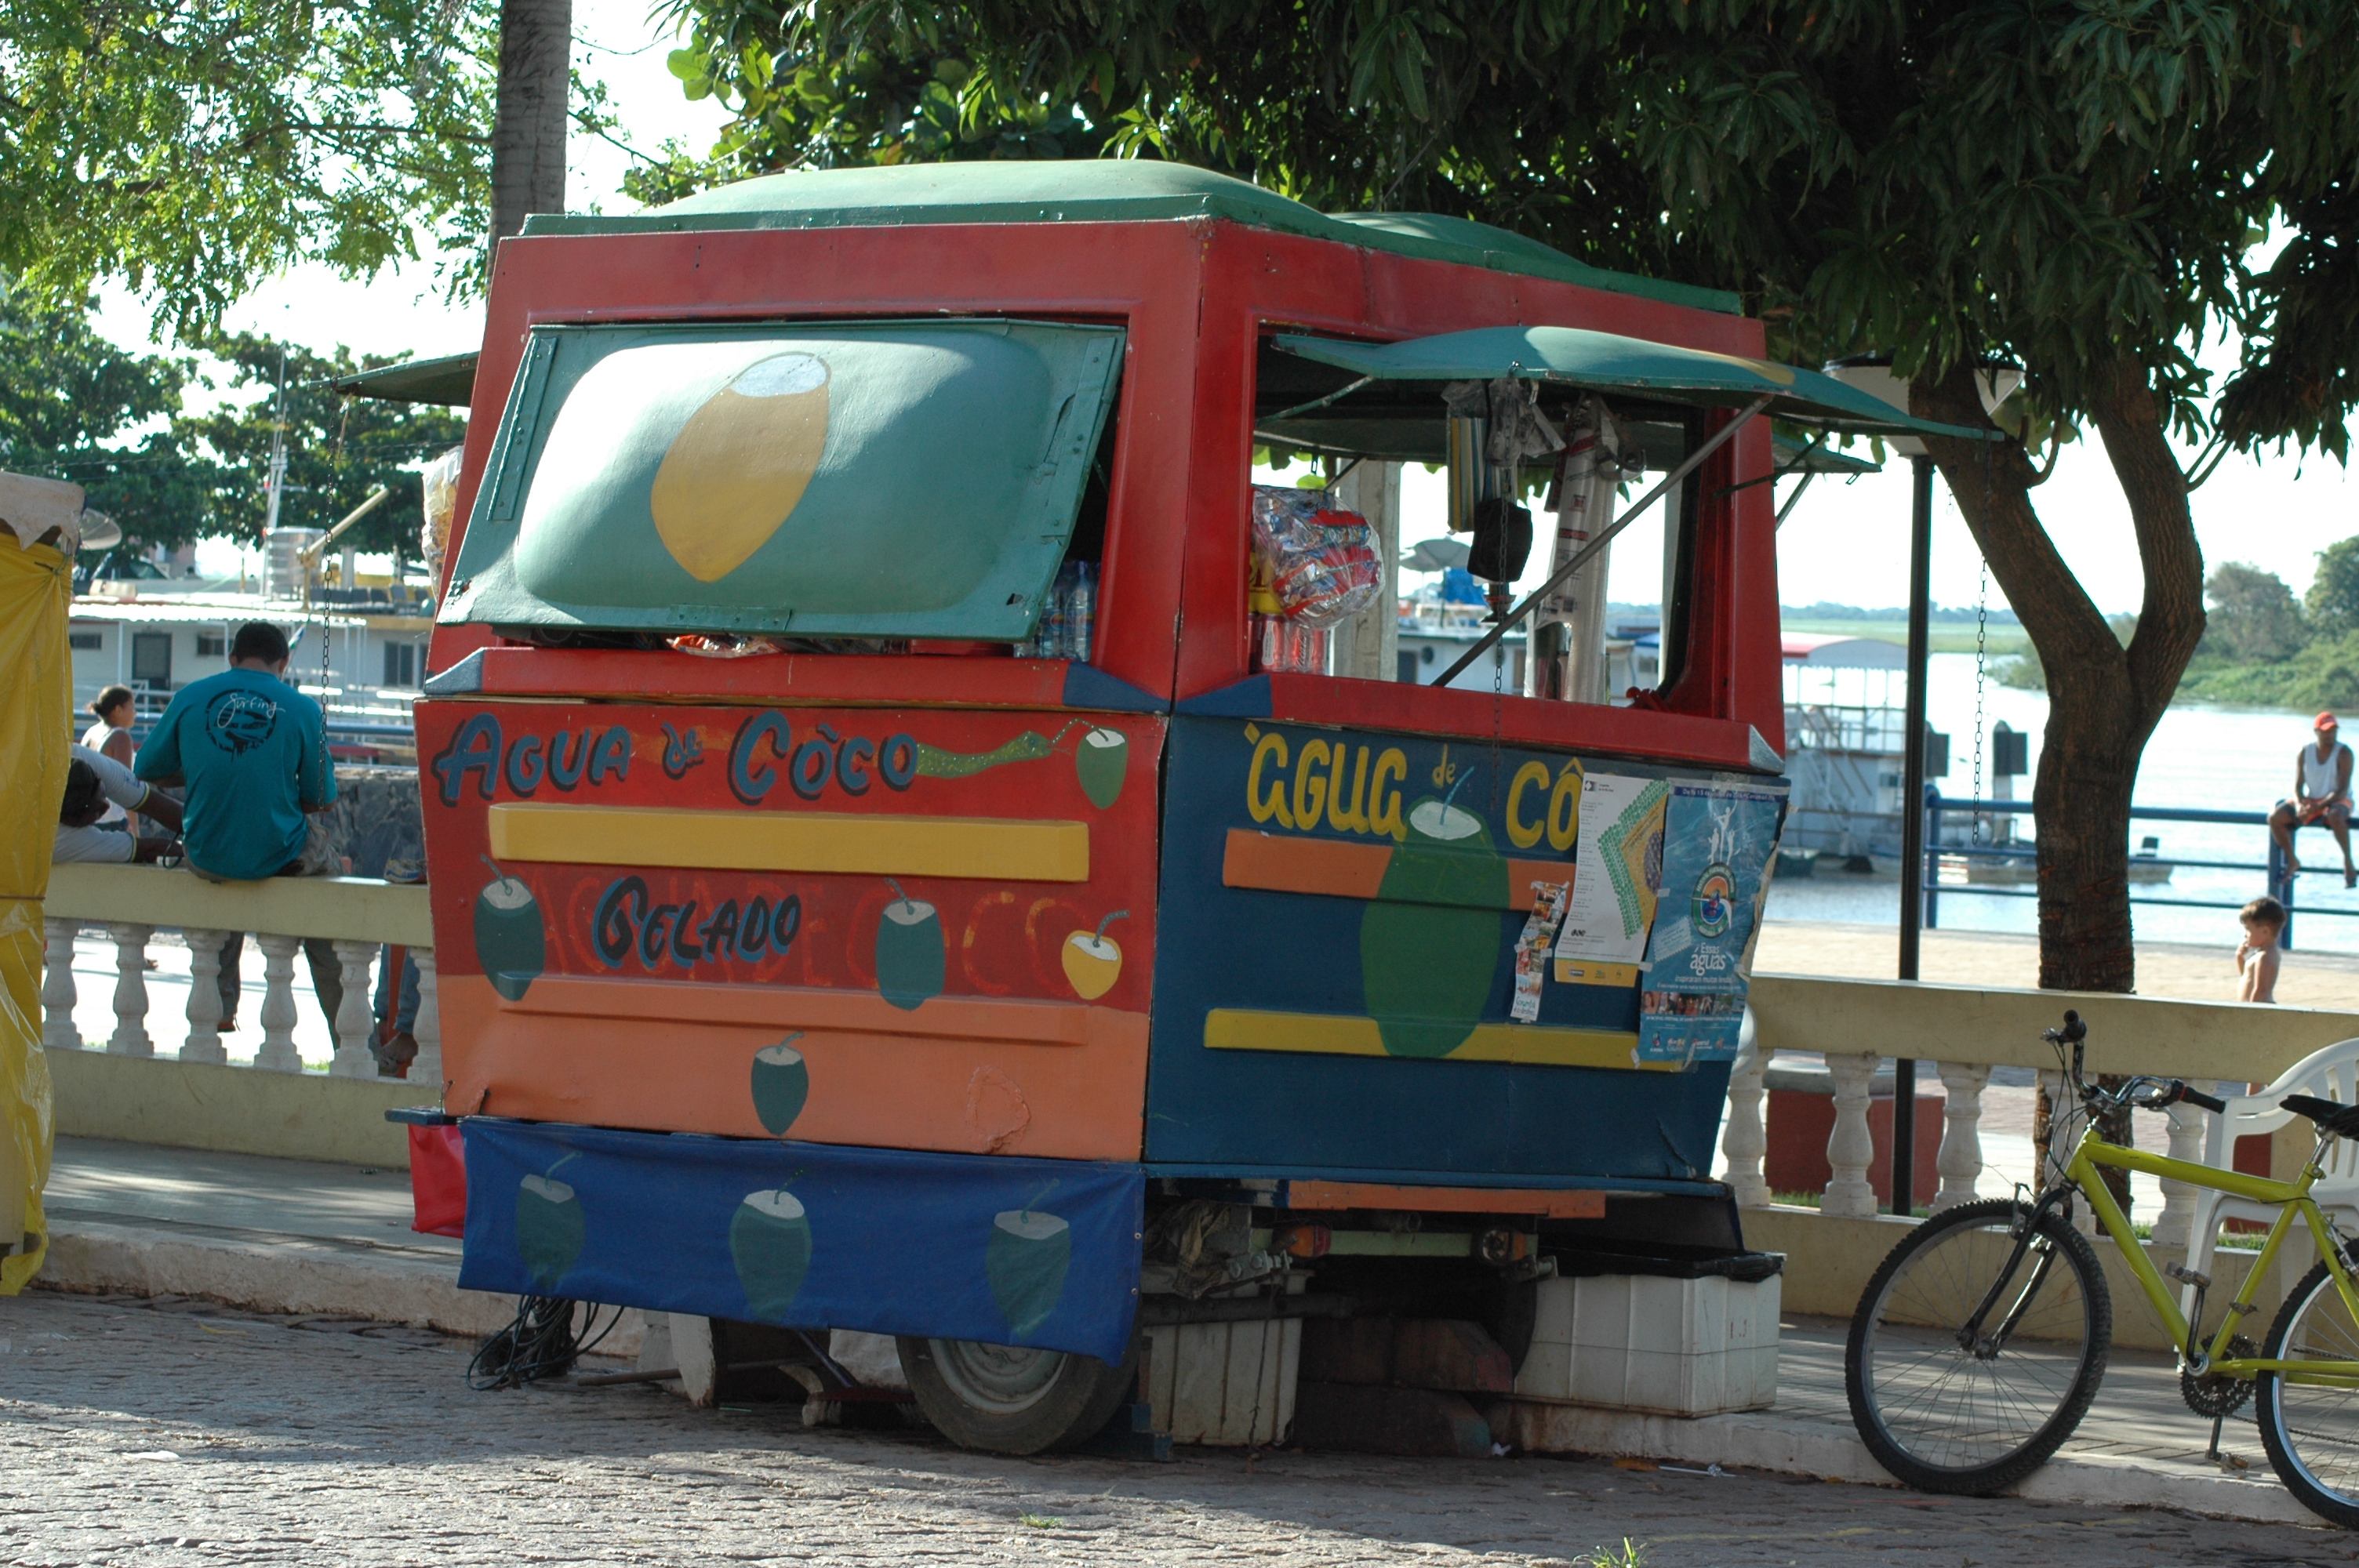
left=1552, top=772, right=1667, bottom=985
left=1637, top=780, right=1788, bottom=1063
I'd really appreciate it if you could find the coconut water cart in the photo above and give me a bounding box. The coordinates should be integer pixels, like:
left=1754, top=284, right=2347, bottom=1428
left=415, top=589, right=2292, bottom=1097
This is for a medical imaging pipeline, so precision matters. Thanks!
left=413, top=162, right=1983, bottom=1453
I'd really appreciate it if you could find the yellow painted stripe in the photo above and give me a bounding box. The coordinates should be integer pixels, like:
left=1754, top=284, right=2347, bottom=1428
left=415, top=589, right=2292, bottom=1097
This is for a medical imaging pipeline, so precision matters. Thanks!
left=1203, top=1008, right=1662, bottom=1070
left=487, top=803, right=1089, bottom=881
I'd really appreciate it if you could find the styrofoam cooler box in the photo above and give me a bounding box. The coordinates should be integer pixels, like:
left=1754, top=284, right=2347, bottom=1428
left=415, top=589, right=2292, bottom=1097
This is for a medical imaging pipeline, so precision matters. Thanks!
left=1514, top=1269, right=1780, bottom=1416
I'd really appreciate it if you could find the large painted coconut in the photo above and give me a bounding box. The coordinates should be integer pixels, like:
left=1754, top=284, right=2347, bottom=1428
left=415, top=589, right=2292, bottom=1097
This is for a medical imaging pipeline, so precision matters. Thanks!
left=875, top=894, right=944, bottom=1011
left=515, top=1174, right=584, bottom=1292
left=730, top=1189, right=813, bottom=1319
left=1358, top=797, right=1507, bottom=1058
left=474, top=867, right=546, bottom=1002
left=986, top=1210, right=1072, bottom=1339
left=649, top=354, right=830, bottom=582
left=750, top=1039, right=809, bottom=1136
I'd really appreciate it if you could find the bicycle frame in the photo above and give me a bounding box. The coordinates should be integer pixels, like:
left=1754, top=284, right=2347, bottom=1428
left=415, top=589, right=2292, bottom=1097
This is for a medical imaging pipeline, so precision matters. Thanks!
left=2063, top=1124, right=2359, bottom=1386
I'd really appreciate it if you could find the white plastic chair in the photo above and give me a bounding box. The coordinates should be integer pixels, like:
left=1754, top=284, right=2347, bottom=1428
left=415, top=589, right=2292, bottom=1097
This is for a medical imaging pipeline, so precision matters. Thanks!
left=2182, top=1036, right=2359, bottom=1315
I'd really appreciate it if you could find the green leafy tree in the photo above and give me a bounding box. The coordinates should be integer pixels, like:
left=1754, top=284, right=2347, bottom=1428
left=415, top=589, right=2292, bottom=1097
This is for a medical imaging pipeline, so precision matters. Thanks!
left=176, top=336, right=467, bottom=562
left=649, top=0, right=2359, bottom=996
left=2206, top=564, right=2308, bottom=664
left=0, top=278, right=220, bottom=550
left=2308, top=539, right=2359, bottom=641
left=0, top=1, right=504, bottom=336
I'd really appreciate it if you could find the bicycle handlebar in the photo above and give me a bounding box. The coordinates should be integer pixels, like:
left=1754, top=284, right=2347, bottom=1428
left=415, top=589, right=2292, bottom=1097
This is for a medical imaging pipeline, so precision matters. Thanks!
left=2174, top=1082, right=2229, bottom=1115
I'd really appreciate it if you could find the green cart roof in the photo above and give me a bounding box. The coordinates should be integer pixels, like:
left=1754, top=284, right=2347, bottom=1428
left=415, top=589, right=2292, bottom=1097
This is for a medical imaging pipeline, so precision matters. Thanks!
left=519, top=162, right=1740, bottom=317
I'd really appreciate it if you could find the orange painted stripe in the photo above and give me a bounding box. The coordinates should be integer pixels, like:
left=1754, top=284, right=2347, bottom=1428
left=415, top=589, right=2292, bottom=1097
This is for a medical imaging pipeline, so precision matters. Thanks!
left=496, top=973, right=1128, bottom=1047
left=1284, top=1180, right=1607, bottom=1219
left=1220, top=829, right=1573, bottom=911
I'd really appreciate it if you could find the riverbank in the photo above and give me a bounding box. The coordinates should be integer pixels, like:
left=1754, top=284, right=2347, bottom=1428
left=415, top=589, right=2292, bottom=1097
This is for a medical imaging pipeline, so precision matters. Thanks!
left=1756, top=918, right=2359, bottom=1009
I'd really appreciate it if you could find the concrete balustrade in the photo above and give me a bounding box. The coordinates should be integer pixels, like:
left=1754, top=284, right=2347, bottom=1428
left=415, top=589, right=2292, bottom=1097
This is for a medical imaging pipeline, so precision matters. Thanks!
left=1732, top=972, right=2359, bottom=1222
left=39, top=862, right=441, bottom=1142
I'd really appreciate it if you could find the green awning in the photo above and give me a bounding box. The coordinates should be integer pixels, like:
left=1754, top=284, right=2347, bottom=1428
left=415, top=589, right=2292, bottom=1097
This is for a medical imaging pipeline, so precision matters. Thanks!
left=329, top=352, right=479, bottom=407
left=1271, top=327, right=1995, bottom=441
left=1772, top=435, right=1881, bottom=475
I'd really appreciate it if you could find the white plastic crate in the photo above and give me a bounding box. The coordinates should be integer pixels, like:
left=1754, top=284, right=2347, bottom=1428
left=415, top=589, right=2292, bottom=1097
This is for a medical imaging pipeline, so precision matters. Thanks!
left=1512, top=1271, right=1779, bottom=1416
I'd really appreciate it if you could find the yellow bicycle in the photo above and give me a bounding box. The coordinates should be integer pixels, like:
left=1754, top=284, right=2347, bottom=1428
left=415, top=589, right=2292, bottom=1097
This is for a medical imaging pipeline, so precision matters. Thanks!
left=1846, top=1009, right=2359, bottom=1526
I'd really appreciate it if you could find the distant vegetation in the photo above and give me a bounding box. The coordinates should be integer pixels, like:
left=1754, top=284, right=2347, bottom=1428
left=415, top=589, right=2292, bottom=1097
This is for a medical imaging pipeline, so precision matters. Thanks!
left=1782, top=601, right=2023, bottom=626
left=1985, top=546, right=2359, bottom=713
left=2168, top=544, right=2359, bottom=710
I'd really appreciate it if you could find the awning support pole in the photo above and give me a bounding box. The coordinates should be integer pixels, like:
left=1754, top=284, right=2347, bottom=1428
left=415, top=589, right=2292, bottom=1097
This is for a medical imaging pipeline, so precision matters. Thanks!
left=1892, top=452, right=1936, bottom=1216
left=1432, top=394, right=1774, bottom=688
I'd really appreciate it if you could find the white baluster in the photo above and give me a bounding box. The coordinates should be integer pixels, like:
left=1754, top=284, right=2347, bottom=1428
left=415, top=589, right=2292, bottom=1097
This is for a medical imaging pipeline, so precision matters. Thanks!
left=180, top=927, right=227, bottom=1065
left=1721, top=1033, right=1769, bottom=1209
left=42, top=919, right=80, bottom=1050
left=1932, top=1062, right=1991, bottom=1213
left=409, top=948, right=442, bottom=1091
left=107, top=923, right=153, bottom=1056
left=1822, top=1052, right=1881, bottom=1218
left=254, top=934, right=303, bottom=1073
left=2151, top=1098, right=2208, bottom=1250
left=329, top=940, right=379, bottom=1077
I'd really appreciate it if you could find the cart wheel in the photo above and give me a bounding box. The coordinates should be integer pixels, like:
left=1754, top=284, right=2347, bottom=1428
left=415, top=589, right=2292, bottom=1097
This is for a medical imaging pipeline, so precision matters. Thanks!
left=896, top=1334, right=1136, bottom=1455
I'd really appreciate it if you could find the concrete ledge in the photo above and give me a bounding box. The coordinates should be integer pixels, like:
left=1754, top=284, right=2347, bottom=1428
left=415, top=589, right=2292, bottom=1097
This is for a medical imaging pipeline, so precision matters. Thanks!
left=46, top=862, right=433, bottom=946
left=47, top=1047, right=419, bottom=1169
left=1751, top=971, right=2359, bottom=1080
left=39, top=1218, right=517, bottom=1338
left=1485, top=1397, right=2313, bottom=1524
left=1743, top=1205, right=2297, bottom=1354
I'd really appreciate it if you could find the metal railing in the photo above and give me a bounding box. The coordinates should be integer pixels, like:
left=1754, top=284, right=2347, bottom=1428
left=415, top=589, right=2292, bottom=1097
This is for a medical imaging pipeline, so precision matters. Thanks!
left=1918, top=790, right=2345, bottom=947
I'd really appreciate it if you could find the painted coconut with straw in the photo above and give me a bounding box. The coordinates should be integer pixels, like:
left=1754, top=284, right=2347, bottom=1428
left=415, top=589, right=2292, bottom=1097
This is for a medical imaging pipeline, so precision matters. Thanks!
left=1358, top=795, right=1507, bottom=1058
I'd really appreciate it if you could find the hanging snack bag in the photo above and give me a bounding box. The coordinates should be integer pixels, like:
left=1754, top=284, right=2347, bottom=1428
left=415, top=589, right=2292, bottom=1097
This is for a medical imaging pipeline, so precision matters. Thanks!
left=1251, top=486, right=1380, bottom=630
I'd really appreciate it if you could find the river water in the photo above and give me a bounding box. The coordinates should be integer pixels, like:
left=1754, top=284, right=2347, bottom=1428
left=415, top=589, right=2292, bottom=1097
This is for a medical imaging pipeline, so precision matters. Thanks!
left=1766, top=652, right=2359, bottom=954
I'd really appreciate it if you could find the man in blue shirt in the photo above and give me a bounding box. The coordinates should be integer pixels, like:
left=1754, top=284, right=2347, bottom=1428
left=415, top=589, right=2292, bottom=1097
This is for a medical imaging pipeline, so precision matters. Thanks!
left=136, top=621, right=337, bottom=880
left=136, top=622, right=346, bottom=1038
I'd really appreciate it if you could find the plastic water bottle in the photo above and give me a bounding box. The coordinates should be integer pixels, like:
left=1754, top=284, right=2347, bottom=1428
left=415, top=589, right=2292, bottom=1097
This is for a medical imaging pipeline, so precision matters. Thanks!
left=1064, top=562, right=1096, bottom=662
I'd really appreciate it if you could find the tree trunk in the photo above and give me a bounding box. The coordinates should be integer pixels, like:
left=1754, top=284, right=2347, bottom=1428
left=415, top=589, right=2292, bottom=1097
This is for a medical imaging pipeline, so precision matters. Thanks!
left=491, top=0, right=572, bottom=245
left=1915, top=354, right=2205, bottom=1214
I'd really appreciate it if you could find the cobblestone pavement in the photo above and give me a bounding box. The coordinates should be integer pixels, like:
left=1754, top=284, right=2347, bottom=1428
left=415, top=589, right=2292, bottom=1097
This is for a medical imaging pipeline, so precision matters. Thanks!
left=6, top=1288, right=2358, bottom=1568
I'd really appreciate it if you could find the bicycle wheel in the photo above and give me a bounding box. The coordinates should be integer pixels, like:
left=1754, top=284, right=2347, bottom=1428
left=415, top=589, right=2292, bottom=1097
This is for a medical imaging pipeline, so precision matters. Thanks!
left=2257, top=1259, right=2359, bottom=1527
left=1845, top=1197, right=2111, bottom=1493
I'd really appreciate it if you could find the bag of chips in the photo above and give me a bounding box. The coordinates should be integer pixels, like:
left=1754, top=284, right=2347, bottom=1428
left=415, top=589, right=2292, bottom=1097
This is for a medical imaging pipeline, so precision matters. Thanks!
left=1251, top=486, right=1381, bottom=630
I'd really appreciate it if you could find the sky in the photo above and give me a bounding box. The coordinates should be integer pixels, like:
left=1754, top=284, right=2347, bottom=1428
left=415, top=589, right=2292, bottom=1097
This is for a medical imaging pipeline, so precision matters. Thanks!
left=85, top=2, right=2359, bottom=612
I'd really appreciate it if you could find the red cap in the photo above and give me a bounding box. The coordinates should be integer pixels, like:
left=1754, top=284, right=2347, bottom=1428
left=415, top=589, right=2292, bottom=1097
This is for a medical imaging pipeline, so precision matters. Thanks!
left=2321, top=713, right=2342, bottom=730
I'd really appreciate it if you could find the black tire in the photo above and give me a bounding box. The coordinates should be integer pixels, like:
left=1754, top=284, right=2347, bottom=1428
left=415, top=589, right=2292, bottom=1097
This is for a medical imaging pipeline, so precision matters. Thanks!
left=896, top=1334, right=1137, bottom=1455
left=2257, top=1259, right=2359, bottom=1527
left=1845, top=1198, right=2110, bottom=1494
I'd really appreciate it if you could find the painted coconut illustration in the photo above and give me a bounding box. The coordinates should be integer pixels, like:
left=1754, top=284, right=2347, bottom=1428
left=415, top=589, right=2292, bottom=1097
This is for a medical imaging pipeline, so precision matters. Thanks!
left=515, top=1171, right=584, bottom=1292
left=474, top=855, right=545, bottom=1003
left=875, top=880, right=944, bottom=1011
left=1359, top=795, right=1507, bottom=1058
left=987, top=1209, right=1072, bottom=1339
left=751, top=1037, right=809, bottom=1136
left=649, top=353, right=831, bottom=582
left=730, top=1188, right=814, bottom=1320
left=1061, top=909, right=1129, bottom=1001
left=1075, top=727, right=1129, bottom=809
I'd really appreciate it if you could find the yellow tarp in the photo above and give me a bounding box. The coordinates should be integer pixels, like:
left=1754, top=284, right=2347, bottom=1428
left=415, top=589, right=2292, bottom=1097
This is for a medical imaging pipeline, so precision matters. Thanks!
left=0, top=540, right=68, bottom=1291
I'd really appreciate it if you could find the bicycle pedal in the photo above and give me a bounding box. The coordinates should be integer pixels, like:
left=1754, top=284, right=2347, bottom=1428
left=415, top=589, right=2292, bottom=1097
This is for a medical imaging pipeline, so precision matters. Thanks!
left=2215, top=1453, right=2250, bottom=1474
left=2165, top=1261, right=2212, bottom=1288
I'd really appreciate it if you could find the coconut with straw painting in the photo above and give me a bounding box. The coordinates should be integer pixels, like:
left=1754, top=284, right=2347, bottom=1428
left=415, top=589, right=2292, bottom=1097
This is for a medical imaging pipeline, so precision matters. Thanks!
left=474, top=855, right=546, bottom=1002
left=751, top=1036, right=809, bottom=1136
left=731, top=1188, right=813, bottom=1319
left=875, top=880, right=943, bottom=1011
left=515, top=1154, right=584, bottom=1291
left=1075, top=727, right=1129, bottom=808
left=987, top=1183, right=1071, bottom=1339
left=1358, top=772, right=1507, bottom=1058
left=1061, top=910, right=1129, bottom=1000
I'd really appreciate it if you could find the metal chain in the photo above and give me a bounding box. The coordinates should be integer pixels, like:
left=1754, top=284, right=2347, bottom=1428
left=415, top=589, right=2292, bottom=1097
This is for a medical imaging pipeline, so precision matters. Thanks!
left=1973, top=557, right=1988, bottom=846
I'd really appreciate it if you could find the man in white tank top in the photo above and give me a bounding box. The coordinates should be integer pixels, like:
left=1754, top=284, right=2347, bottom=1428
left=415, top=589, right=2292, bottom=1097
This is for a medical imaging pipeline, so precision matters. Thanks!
left=2271, top=712, right=2357, bottom=885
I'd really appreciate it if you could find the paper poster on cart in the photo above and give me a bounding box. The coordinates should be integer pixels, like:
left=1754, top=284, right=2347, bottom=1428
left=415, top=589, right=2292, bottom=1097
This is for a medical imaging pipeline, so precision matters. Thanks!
left=1552, top=773, right=1667, bottom=985
left=1637, top=780, right=1787, bottom=1062
left=1637, top=991, right=1748, bottom=1065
